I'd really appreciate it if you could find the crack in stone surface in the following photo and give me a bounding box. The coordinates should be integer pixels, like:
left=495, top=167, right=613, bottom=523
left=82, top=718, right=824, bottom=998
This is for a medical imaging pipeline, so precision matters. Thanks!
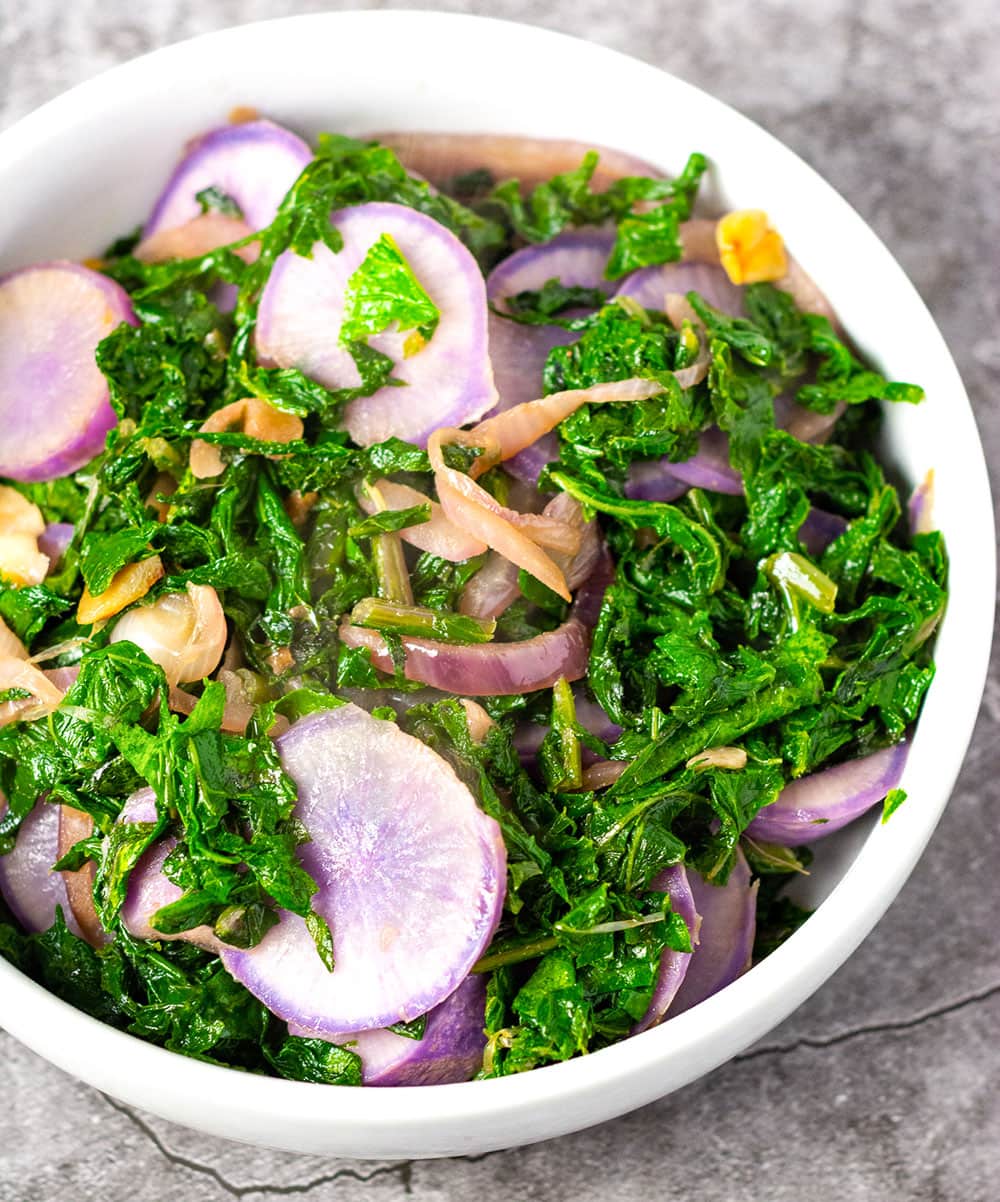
left=101, top=1094, right=414, bottom=1197
left=735, top=980, right=1000, bottom=1064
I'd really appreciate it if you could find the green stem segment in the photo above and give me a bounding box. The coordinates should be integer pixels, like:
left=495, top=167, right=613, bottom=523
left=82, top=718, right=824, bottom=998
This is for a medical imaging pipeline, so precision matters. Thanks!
left=350, top=597, right=496, bottom=645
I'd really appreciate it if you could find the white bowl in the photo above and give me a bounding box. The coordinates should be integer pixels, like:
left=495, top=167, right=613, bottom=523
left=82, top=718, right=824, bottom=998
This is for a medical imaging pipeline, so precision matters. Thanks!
left=0, top=10, right=993, bottom=1160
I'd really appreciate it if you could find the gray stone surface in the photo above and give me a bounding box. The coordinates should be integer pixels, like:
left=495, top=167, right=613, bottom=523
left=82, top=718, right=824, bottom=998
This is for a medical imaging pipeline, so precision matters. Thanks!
left=1, top=0, right=998, bottom=1198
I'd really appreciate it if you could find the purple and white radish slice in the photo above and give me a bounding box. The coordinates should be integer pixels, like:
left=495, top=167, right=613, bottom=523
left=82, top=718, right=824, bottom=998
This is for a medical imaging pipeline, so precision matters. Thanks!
left=289, top=974, right=487, bottom=1087
left=220, top=705, right=506, bottom=1035
left=613, top=259, right=744, bottom=318
left=143, top=120, right=311, bottom=238
left=633, top=863, right=699, bottom=1033
left=669, top=850, right=757, bottom=1017
left=0, top=263, right=137, bottom=482
left=38, top=522, right=74, bottom=568
left=118, top=788, right=223, bottom=953
left=368, top=131, right=663, bottom=192
left=486, top=231, right=616, bottom=483
left=745, top=742, right=910, bottom=848
left=798, top=507, right=848, bottom=559
left=625, top=427, right=741, bottom=502
left=256, top=202, right=496, bottom=448
left=0, top=799, right=83, bottom=937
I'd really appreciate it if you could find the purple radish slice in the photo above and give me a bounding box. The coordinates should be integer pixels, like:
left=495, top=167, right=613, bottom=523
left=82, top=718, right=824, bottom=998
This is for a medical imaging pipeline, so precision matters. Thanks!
left=118, top=788, right=223, bottom=953
left=666, top=428, right=742, bottom=495
left=368, top=131, right=663, bottom=192
left=486, top=231, right=617, bottom=483
left=613, top=260, right=744, bottom=318
left=625, top=427, right=741, bottom=503
left=38, top=522, right=74, bottom=567
left=745, top=742, right=910, bottom=848
left=220, top=705, right=505, bottom=1035
left=0, top=263, right=137, bottom=482
left=288, top=974, right=486, bottom=1087
left=143, top=120, right=311, bottom=238
left=624, top=459, right=689, bottom=503
left=256, top=202, right=496, bottom=448
left=633, top=863, right=699, bottom=1033
left=0, top=799, right=83, bottom=937
left=669, top=849, right=757, bottom=1017
left=798, top=507, right=849, bottom=558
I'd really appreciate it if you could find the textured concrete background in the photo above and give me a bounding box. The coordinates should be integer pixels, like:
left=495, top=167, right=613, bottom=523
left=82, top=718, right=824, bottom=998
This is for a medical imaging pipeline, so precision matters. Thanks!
left=1, top=1, right=998, bottom=1199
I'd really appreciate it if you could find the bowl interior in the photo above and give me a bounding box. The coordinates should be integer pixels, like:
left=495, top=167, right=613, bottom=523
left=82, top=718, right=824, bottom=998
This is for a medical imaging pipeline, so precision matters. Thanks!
left=0, top=10, right=992, bottom=1159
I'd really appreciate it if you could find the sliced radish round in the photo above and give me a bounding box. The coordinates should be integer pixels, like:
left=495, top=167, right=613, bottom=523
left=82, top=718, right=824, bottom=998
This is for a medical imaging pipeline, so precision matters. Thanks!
left=670, top=850, right=757, bottom=1017
left=634, top=863, right=699, bottom=1033
left=798, top=506, right=848, bottom=558
left=38, top=522, right=74, bottom=568
left=220, top=705, right=505, bottom=1035
left=486, top=231, right=616, bottom=483
left=289, top=974, right=486, bottom=1087
left=745, top=742, right=909, bottom=847
left=0, top=799, right=83, bottom=936
left=613, top=259, right=744, bottom=316
left=0, top=263, right=137, bottom=482
left=118, top=787, right=224, bottom=953
left=143, top=120, right=311, bottom=238
left=256, top=202, right=496, bottom=448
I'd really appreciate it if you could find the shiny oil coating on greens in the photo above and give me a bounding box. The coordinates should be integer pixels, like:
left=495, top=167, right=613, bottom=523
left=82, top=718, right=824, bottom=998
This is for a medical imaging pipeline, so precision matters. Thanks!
left=0, top=126, right=944, bottom=1084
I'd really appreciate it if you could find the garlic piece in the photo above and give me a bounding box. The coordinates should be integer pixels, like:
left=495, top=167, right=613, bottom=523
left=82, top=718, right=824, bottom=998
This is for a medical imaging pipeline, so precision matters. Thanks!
left=77, top=556, right=165, bottom=625
left=190, top=398, right=304, bottom=479
left=715, top=210, right=788, bottom=285
left=0, top=486, right=48, bottom=586
left=0, top=654, right=64, bottom=727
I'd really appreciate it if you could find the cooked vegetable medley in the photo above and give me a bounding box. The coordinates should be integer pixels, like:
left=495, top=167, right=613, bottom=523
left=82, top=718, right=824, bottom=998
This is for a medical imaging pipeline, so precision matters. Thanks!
left=0, top=118, right=946, bottom=1085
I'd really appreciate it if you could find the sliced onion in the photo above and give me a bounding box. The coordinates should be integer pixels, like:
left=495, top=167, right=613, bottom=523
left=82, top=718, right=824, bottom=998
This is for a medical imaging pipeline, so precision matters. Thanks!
left=0, top=655, right=64, bottom=727
left=428, top=428, right=573, bottom=601
left=110, top=584, right=227, bottom=687
left=579, top=760, right=628, bottom=790
left=909, top=470, right=936, bottom=536
left=339, top=551, right=612, bottom=697
left=190, top=397, right=303, bottom=479
left=57, top=805, right=107, bottom=948
left=368, top=131, right=663, bottom=191
left=669, top=849, right=757, bottom=1016
left=357, top=479, right=487, bottom=562
left=0, top=617, right=28, bottom=660
left=471, top=377, right=668, bottom=470
left=459, top=552, right=521, bottom=621
left=135, top=212, right=256, bottom=264
left=633, top=863, right=699, bottom=1033
left=745, top=742, right=909, bottom=847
